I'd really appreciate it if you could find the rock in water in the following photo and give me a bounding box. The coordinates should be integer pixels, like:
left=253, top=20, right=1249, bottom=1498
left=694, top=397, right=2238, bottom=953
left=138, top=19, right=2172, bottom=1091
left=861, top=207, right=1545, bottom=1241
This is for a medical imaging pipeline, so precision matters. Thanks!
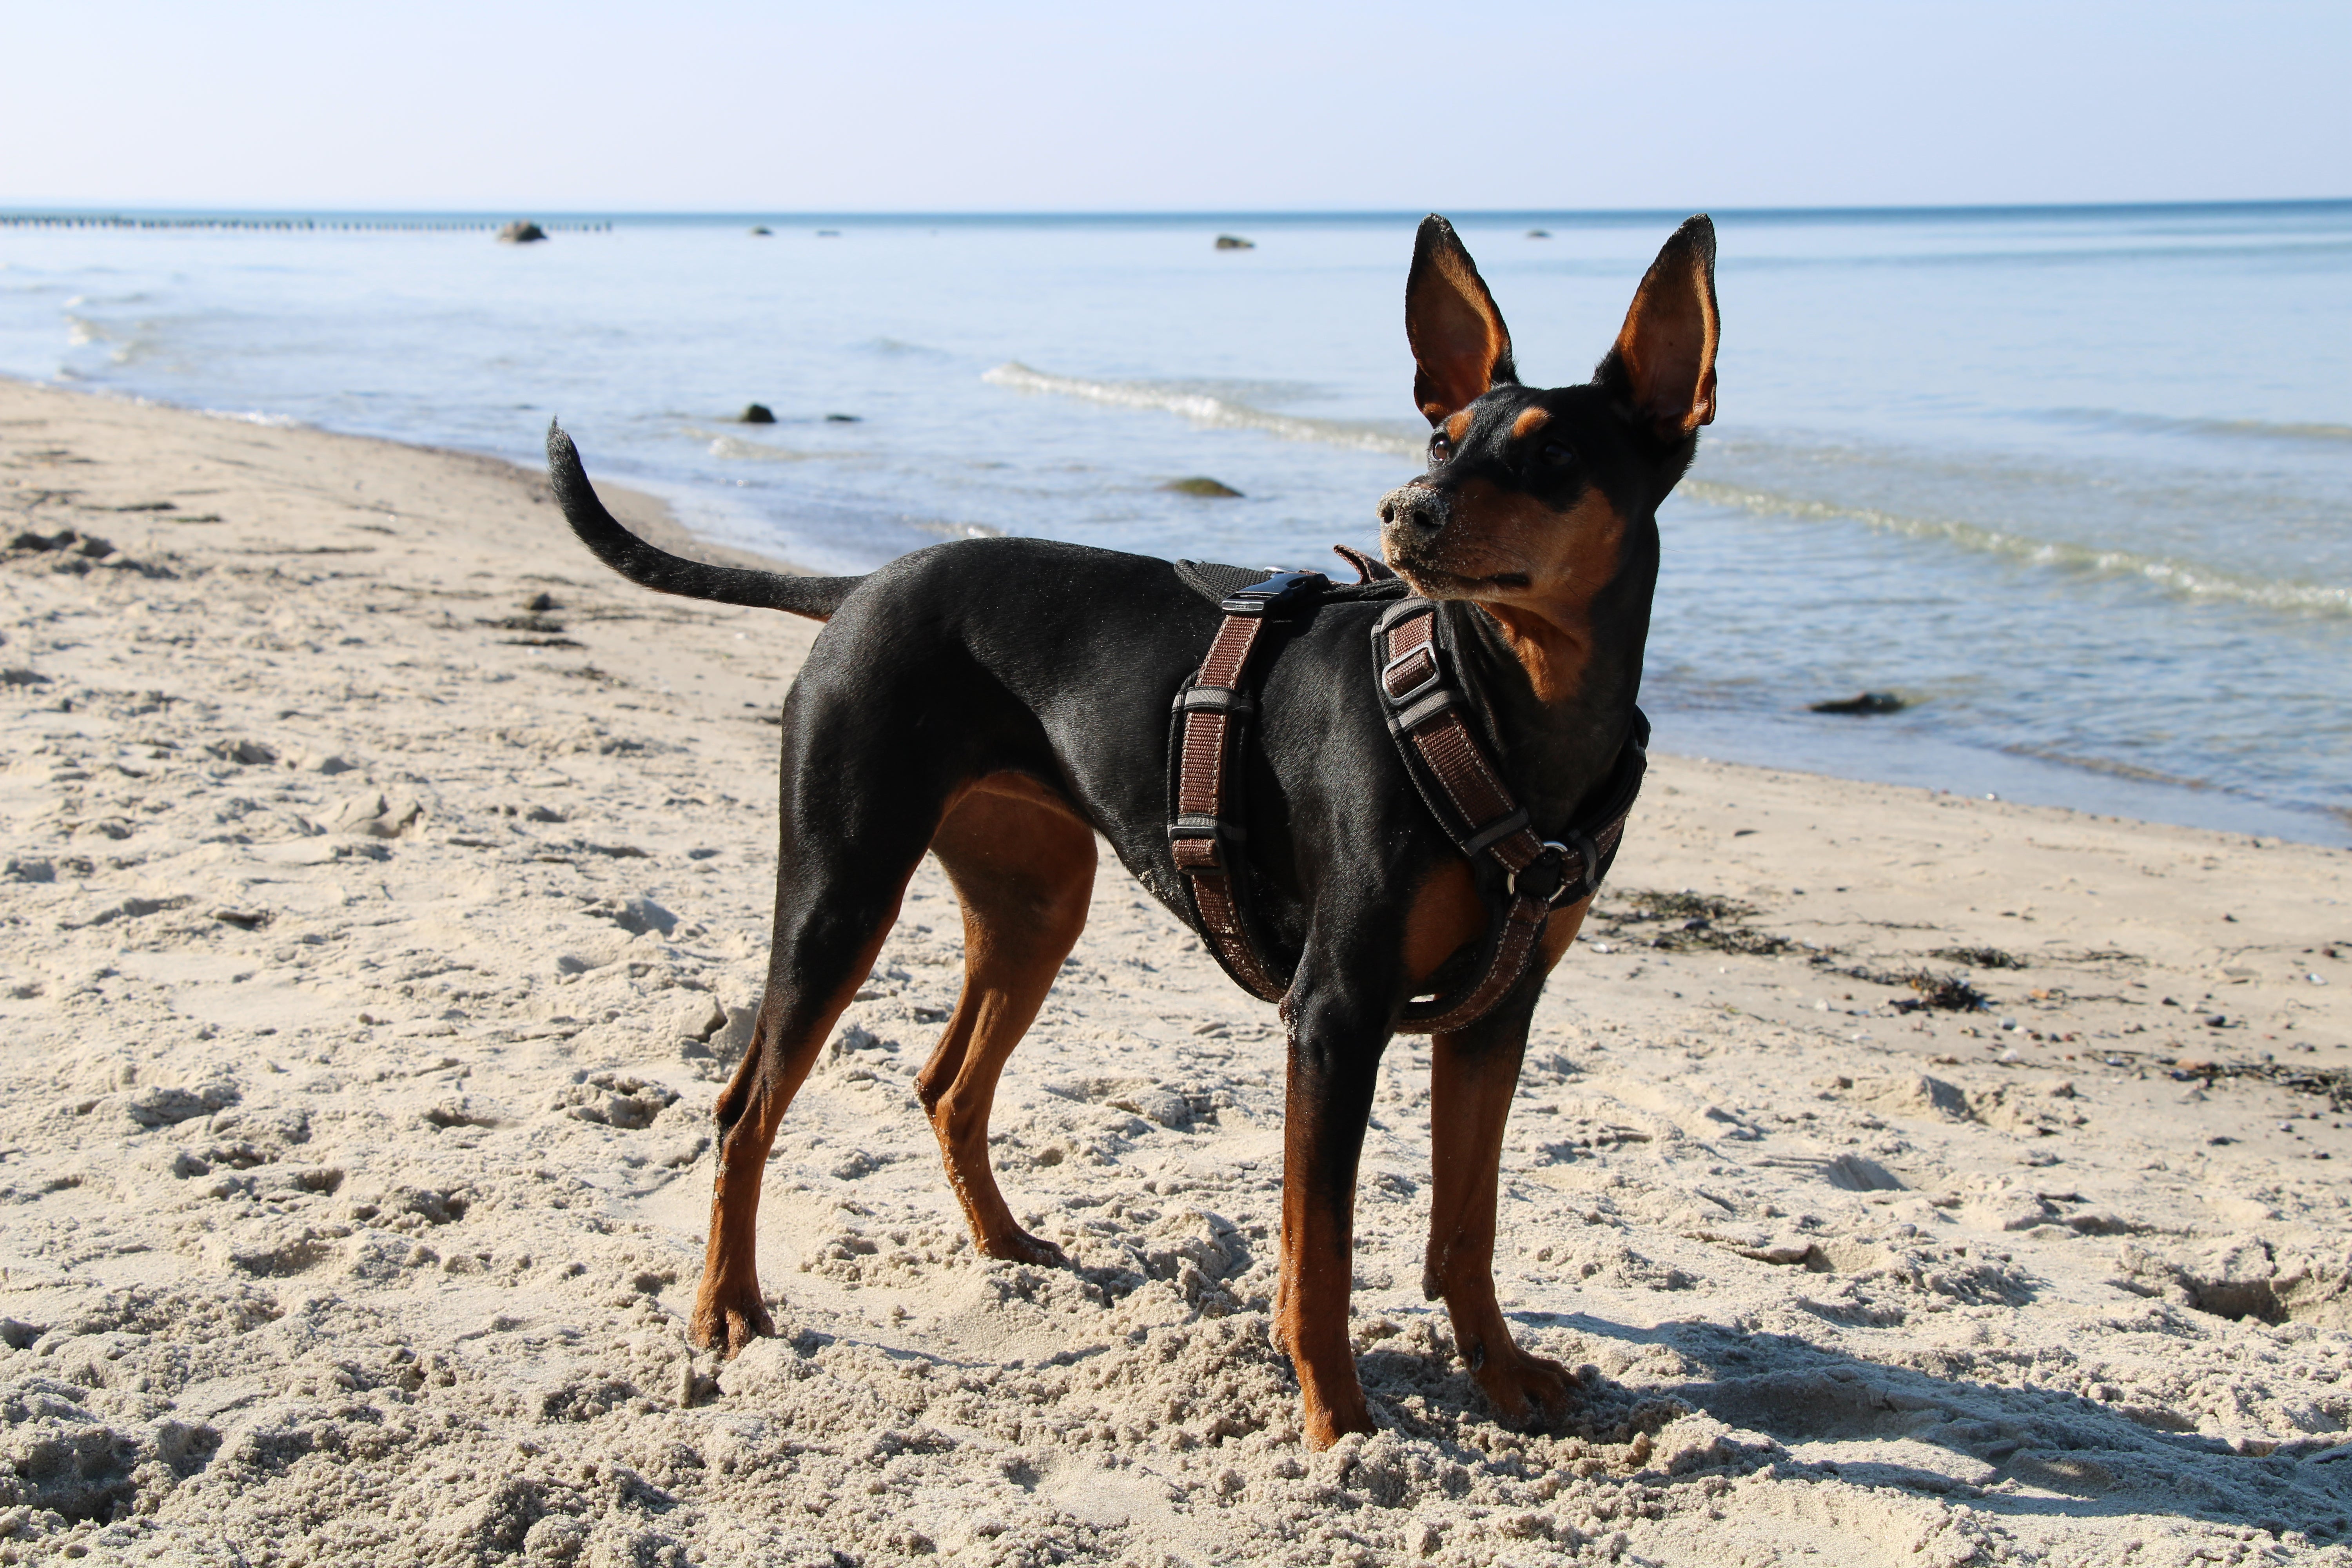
left=1810, top=691, right=1907, bottom=715
left=1165, top=477, right=1243, bottom=498
left=824, top=412, right=860, bottom=423
left=1213, top=234, right=1255, bottom=250
left=748, top=225, right=772, bottom=236
left=740, top=403, right=777, bottom=425
left=495, top=221, right=548, bottom=244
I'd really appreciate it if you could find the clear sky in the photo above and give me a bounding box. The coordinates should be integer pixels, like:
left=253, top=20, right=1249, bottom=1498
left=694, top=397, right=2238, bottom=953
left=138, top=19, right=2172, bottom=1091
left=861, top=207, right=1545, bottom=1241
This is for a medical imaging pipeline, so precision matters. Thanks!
left=4, top=0, right=2344, bottom=212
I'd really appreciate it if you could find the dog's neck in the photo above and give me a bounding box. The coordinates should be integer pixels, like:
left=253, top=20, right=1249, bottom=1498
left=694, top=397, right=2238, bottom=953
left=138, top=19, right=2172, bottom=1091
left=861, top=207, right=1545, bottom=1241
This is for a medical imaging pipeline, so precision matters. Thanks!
left=1441, top=533, right=1656, bottom=828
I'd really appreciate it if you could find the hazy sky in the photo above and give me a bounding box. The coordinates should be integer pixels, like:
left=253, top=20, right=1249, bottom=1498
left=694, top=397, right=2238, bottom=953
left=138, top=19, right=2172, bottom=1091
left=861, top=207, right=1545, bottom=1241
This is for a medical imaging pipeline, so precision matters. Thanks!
left=4, top=1, right=2344, bottom=212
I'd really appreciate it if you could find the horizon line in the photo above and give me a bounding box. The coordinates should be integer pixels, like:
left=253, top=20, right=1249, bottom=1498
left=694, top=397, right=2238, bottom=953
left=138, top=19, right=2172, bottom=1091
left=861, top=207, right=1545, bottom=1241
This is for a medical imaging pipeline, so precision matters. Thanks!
left=3, top=196, right=2348, bottom=225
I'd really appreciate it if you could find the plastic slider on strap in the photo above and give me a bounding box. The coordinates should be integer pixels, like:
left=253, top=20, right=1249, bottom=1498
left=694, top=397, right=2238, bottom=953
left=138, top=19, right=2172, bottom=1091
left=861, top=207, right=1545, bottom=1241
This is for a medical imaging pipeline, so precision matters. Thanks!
left=1174, top=684, right=1255, bottom=718
left=1460, top=808, right=1531, bottom=859
left=1385, top=687, right=1463, bottom=736
left=1219, top=569, right=1328, bottom=616
left=1169, top=813, right=1244, bottom=869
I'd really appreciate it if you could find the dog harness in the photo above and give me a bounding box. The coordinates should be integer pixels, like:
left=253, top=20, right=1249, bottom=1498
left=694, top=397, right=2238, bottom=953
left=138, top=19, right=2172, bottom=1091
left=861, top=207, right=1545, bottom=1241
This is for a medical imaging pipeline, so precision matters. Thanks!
left=1169, top=561, right=1648, bottom=1034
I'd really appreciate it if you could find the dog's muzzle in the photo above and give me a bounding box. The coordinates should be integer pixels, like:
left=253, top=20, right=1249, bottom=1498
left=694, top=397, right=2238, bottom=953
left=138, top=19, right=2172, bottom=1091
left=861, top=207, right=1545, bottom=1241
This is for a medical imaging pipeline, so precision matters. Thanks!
left=1377, top=483, right=1447, bottom=542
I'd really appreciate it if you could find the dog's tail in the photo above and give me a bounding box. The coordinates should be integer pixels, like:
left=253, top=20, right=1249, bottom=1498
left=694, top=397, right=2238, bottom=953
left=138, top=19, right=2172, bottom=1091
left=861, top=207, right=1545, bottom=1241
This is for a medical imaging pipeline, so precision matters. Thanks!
left=546, top=421, right=861, bottom=621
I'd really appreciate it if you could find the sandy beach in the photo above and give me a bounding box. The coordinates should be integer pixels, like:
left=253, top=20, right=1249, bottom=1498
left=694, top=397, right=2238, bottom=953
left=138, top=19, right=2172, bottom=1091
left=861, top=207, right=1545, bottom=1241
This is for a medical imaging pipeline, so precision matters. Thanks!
left=4, top=375, right=2351, bottom=1565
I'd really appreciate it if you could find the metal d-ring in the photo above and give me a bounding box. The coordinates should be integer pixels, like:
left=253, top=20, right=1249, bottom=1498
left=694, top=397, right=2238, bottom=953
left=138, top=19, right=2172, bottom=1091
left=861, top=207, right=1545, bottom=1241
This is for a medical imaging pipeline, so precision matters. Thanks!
left=1506, top=838, right=1591, bottom=907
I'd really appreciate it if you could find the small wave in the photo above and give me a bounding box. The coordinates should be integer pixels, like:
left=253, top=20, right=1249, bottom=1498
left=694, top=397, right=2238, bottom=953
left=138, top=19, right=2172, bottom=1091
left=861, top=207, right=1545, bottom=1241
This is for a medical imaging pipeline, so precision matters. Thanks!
left=2042, top=406, right=2352, bottom=446
left=187, top=403, right=303, bottom=428
left=696, top=431, right=858, bottom=463
left=1678, top=479, right=2352, bottom=617
left=62, top=312, right=156, bottom=366
left=982, top=362, right=1421, bottom=457
left=1999, top=743, right=2217, bottom=793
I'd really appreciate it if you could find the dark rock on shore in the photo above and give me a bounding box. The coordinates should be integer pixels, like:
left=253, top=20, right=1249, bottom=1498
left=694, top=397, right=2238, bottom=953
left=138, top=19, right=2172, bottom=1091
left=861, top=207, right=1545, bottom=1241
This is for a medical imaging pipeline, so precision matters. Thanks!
left=749, top=226, right=772, bottom=236
left=496, top=221, right=548, bottom=244
left=1527, top=229, right=1552, bottom=238
left=1811, top=691, right=1907, bottom=715
left=1165, top=477, right=1243, bottom=498
left=1213, top=234, right=1254, bottom=250
left=9, top=528, right=112, bottom=558
left=824, top=413, right=860, bottom=423
left=740, top=404, right=777, bottom=425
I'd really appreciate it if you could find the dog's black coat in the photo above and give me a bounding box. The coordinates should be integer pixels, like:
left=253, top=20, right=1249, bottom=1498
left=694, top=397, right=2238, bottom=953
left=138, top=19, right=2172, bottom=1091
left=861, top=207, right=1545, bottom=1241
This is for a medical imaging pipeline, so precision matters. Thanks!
left=549, top=444, right=1643, bottom=1002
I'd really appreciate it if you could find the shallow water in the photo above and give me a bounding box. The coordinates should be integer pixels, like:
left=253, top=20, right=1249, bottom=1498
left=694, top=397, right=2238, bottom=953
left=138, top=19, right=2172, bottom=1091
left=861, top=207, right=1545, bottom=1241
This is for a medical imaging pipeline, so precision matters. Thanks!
left=3, top=203, right=2345, bottom=840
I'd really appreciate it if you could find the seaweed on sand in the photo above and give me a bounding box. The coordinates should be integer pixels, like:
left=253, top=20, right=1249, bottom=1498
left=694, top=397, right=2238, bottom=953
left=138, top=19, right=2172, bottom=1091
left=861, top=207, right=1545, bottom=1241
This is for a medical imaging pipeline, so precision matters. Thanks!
left=1929, top=945, right=2029, bottom=970
left=1593, top=888, right=1795, bottom=957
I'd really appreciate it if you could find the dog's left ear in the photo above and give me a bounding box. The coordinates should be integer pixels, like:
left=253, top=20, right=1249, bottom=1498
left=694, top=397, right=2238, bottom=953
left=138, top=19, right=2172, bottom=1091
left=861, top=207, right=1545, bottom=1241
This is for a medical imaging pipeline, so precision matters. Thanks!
left=1601, top=214, right=1720, bottom=439
left=1406, top=215, right=1518, bottom=425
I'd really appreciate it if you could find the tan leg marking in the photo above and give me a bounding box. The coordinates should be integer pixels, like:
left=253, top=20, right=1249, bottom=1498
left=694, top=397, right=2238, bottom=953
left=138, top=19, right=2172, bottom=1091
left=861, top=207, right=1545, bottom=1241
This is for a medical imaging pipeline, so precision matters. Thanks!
left=915, top=772, right=1097, bottom=1265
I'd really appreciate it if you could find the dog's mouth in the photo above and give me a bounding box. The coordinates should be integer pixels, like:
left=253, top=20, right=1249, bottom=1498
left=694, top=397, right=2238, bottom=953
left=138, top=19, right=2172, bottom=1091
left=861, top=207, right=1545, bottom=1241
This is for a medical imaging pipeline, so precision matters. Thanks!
left=1388, top=556, right=1533, bottom=597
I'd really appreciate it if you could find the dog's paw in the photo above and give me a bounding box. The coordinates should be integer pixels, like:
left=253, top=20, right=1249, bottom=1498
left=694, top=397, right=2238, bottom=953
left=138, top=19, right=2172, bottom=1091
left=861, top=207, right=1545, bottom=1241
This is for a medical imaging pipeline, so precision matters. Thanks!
left=1301, top=1388, right=1376, bottom=1450
left=691, top=1279, right=776, bottom=1357
left=978, top=1228, right=1069, bottom=1269
left=1469, top=1339, right=1577, bottom=1429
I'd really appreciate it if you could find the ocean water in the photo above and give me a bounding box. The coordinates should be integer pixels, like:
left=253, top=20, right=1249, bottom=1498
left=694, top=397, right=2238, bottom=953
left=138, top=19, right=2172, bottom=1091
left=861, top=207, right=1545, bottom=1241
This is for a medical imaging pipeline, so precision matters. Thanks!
left=3, top=204, right=2347, bottom=842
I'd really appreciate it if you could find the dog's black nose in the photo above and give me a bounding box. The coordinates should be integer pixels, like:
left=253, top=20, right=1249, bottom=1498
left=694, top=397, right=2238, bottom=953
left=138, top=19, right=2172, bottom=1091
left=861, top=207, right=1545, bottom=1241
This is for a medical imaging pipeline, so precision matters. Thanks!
left=1378, top=484, right=1446, bottom=535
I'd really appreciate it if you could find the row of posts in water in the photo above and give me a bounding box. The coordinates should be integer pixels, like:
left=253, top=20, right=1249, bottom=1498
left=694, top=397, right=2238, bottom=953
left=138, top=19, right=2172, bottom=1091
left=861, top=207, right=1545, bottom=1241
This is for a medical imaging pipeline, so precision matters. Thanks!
left=0, top=215, right=611, bottom=233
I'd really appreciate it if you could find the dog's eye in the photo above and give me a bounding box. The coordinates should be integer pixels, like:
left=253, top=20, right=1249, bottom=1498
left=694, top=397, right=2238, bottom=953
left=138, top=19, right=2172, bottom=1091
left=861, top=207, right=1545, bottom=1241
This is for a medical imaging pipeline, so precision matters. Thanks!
left=1428, top=434, right=1453, bottom=465
left=1537, top=440, right=1571, bottom=467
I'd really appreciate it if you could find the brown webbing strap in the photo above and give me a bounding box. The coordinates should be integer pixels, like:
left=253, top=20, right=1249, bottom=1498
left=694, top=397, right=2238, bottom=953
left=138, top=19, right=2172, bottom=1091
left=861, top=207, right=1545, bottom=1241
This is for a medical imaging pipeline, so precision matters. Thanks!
left=1172, top=611, right=1285, bottom=1001
left=1378, top=602, right=1639, bottom=1034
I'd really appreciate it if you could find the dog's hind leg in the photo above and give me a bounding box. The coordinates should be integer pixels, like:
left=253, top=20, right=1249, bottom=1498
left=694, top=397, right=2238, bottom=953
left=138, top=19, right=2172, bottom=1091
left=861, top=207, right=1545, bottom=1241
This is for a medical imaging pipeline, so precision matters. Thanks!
left=693, top=821, right=927, bottom=1357
left=915, top=773, right=1097, bottom=1265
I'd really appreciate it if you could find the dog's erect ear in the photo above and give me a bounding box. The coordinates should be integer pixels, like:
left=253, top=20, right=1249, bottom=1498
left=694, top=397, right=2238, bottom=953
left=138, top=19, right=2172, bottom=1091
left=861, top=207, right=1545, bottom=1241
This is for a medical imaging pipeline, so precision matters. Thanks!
left=1602, top=215, right=1719, bottom=439
left=1406, top=215, right=1517, bottom=425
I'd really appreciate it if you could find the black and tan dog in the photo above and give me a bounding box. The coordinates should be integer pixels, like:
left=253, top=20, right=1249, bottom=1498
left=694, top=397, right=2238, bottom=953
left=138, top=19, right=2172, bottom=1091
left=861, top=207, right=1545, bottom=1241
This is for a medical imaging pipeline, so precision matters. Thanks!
left=546, top=214, right=1718, bottom=1447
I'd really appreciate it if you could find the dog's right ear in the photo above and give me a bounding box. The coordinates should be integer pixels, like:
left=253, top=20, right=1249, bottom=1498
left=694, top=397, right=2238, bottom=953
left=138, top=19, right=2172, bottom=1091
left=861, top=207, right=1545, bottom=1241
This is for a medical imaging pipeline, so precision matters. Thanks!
left=1406, top=216, right=1517, bottom=425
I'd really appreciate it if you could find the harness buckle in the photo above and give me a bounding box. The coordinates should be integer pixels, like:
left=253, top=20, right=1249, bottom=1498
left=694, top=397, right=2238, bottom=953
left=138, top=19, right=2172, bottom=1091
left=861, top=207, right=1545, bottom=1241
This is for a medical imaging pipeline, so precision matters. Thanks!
left=1220, top=569, right=1328, bottom=616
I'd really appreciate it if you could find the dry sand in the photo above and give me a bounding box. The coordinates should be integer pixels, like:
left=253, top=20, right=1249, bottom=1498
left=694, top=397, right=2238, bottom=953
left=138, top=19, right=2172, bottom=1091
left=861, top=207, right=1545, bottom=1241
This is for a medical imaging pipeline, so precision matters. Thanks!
left=3, top=377, right=2351, bottom=1566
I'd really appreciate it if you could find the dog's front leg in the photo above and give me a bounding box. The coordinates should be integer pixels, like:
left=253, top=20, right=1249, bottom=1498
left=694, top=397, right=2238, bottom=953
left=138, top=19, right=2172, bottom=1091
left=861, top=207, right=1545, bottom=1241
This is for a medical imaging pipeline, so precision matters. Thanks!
left=1423, top=992, right=1576, bottom=1428
left=1272, top=976, right=1389, bottom=1448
